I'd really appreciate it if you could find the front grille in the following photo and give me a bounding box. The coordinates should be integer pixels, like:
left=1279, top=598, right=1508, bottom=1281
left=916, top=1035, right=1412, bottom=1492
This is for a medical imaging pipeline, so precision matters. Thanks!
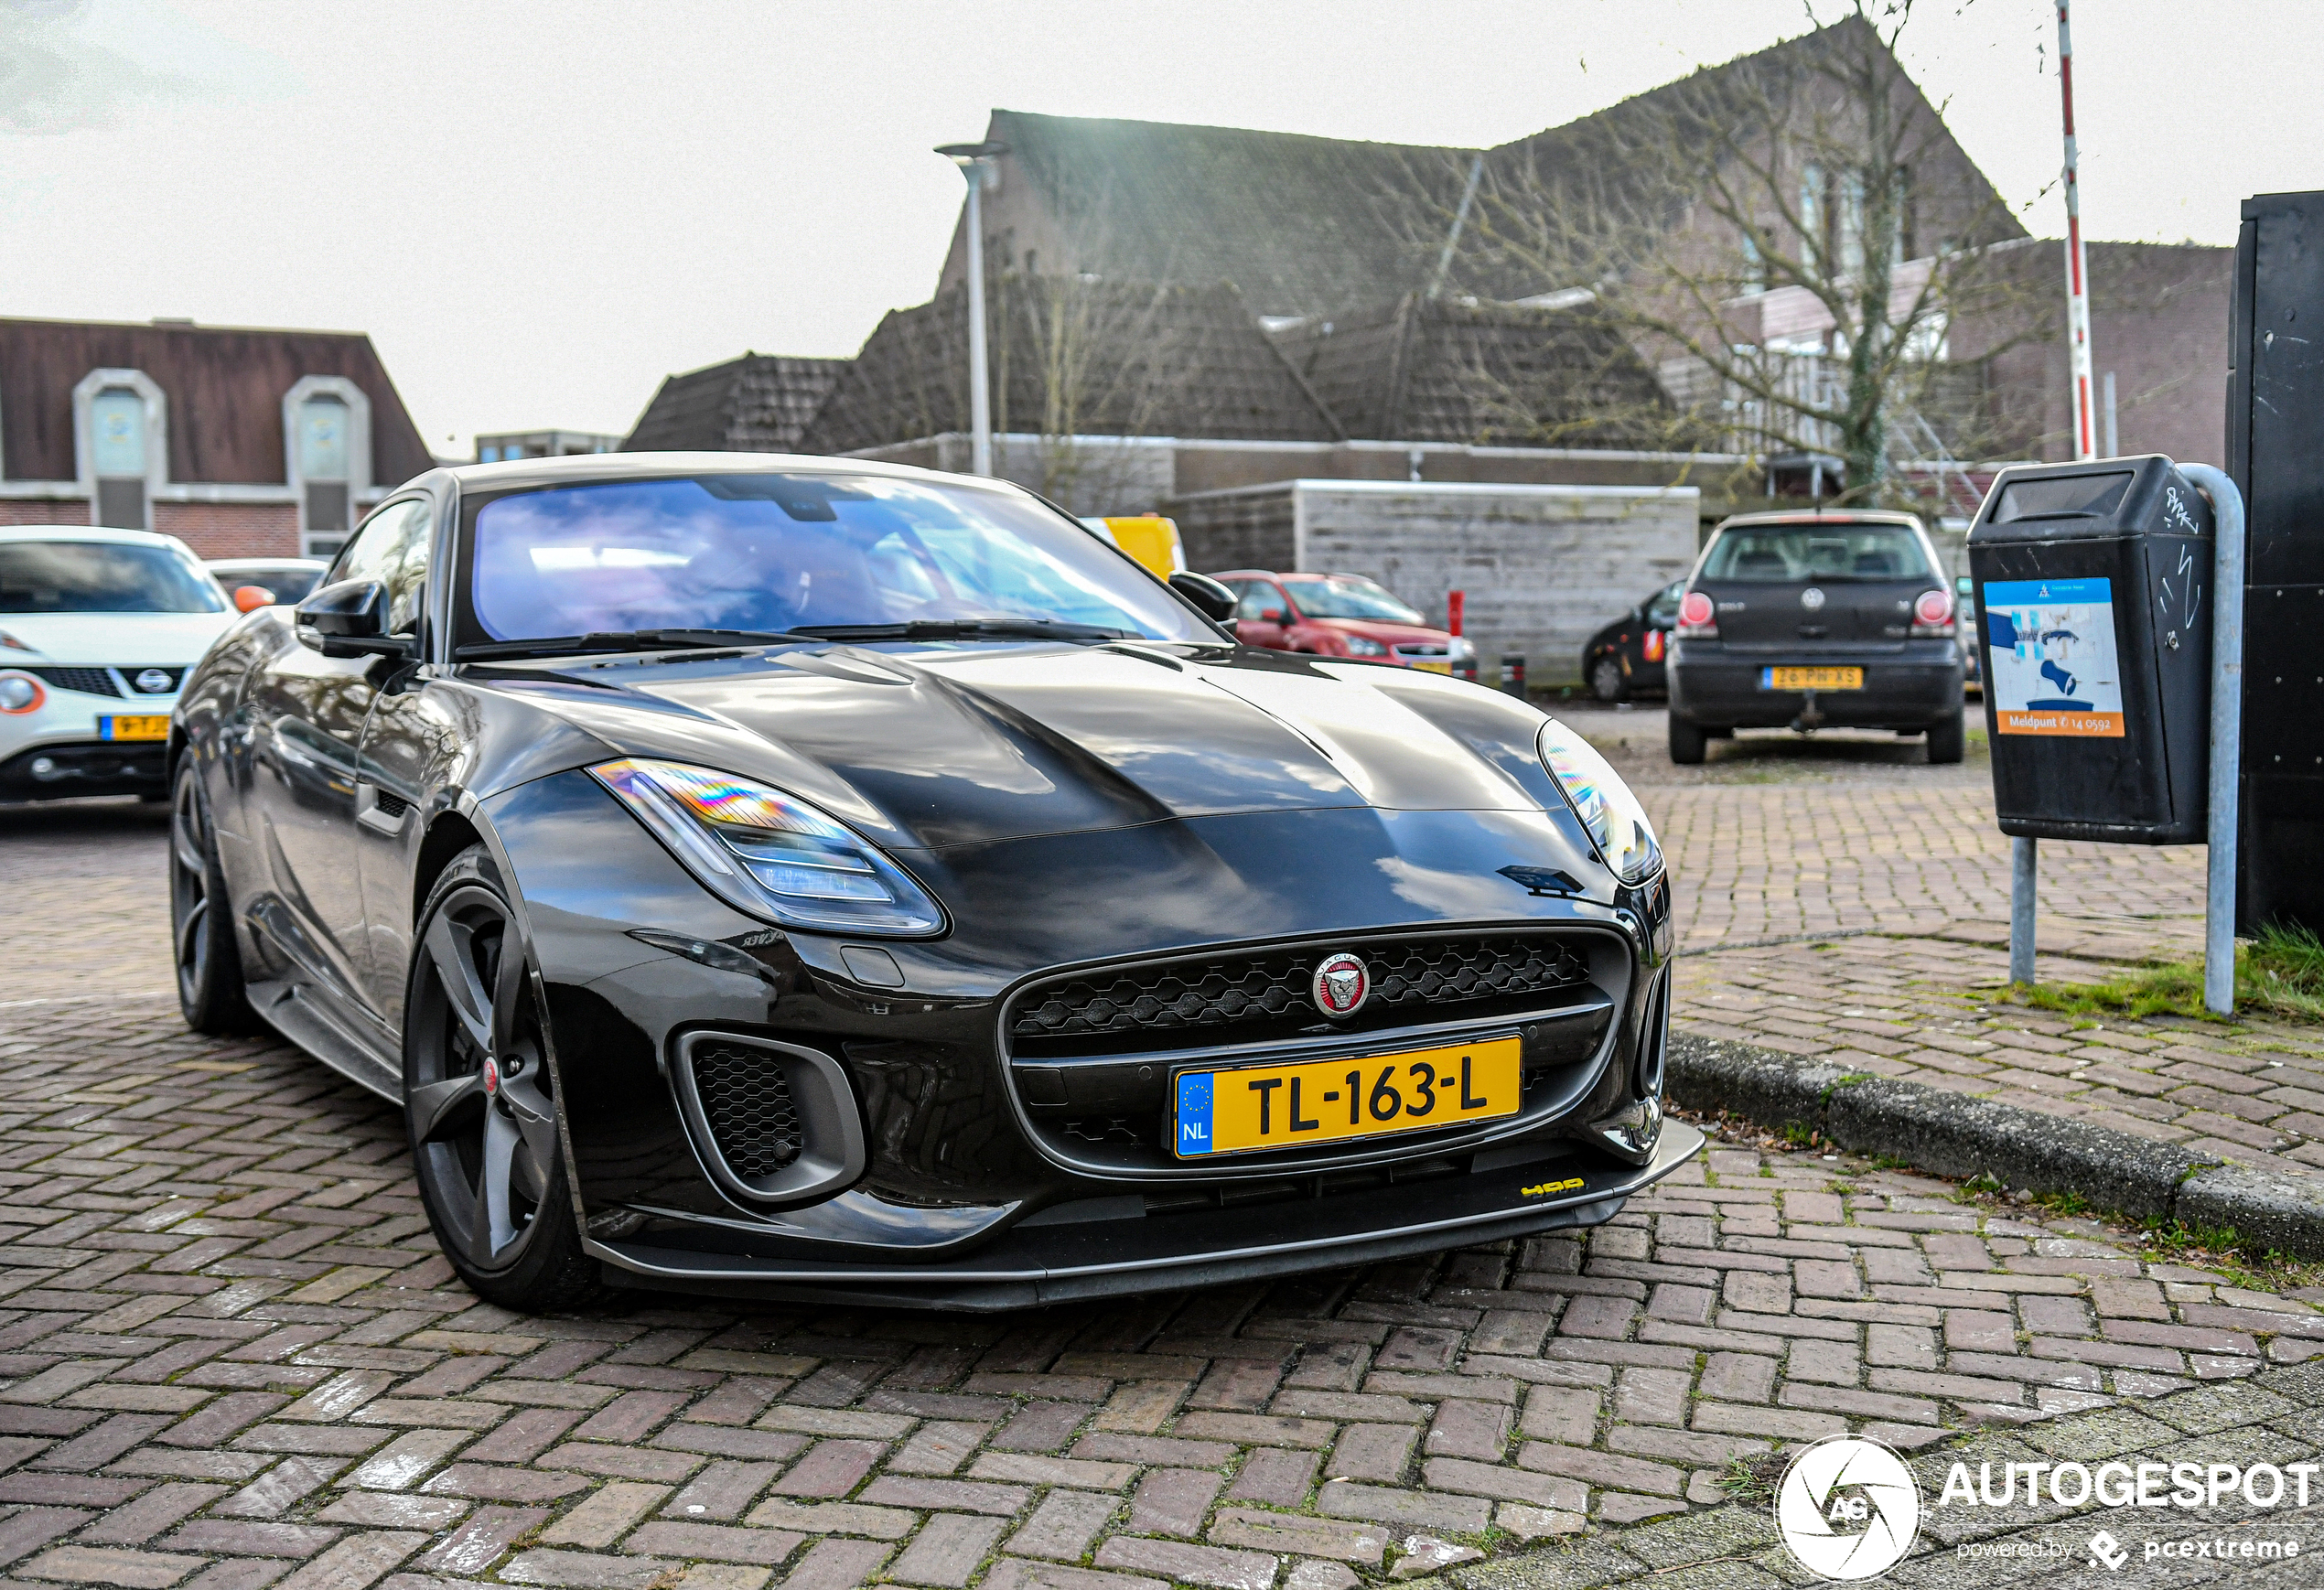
left=1010, top=932, right=1592, bottom=1059
left=26, top=667, right=121, bottom=698
left=688, top=1043, right=803, bottom=1178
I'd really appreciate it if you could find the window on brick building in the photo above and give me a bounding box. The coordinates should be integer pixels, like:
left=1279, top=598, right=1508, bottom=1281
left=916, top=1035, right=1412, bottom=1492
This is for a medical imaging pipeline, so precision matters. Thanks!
left=299, top=396, right=352, bottom=557
left=90, top=388, right=149, bottom=530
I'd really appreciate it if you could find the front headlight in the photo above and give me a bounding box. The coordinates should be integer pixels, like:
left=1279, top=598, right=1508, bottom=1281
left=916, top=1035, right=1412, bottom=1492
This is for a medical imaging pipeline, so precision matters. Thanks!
left=1536, top=719, right=1662, bottom=885
left=1342, top=636, right=1388, bottom=657
left=1450, top=637, right=1477, bottom=661
left=593, top=758, right=945, bottom=937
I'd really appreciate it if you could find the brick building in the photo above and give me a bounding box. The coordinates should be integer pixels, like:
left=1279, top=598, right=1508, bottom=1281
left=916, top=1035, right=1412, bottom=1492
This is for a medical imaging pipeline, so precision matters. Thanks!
left=0, top=317, right=433, bottom=559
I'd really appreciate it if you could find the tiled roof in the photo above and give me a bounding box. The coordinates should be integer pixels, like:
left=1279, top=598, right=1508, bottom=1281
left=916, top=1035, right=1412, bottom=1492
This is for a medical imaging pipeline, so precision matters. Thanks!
left=621, top=354, right=851, bottom=453
left=986, top=109, right=1472, bottom=318
left=800, top=277, right=1342, bottom=455
left=1271, top=295, right=1680, bottom=446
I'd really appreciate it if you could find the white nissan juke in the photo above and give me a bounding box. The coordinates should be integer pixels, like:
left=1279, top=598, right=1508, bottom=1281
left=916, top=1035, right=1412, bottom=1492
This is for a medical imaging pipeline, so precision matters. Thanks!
left=1, top=527, right=252, bottom=803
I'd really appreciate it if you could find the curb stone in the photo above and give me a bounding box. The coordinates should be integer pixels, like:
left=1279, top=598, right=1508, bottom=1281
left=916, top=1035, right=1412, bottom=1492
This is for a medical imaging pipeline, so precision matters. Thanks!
left=1667, top=1033, right=2324, bottom=1261
left=1450, top=1360, right=2324, bottom=1590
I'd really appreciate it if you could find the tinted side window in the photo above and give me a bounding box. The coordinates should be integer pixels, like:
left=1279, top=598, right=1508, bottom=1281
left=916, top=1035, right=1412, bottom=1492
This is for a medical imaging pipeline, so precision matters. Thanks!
left=334, top=500, right=433, bottom=634
left=1235, top=583, right=1285, bottom=619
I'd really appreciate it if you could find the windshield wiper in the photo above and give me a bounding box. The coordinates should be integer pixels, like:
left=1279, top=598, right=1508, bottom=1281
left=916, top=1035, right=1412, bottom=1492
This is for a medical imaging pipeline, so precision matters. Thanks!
left=454, top=628, right=816, bottom=661
left=791, top=619, right=1134, bottom=643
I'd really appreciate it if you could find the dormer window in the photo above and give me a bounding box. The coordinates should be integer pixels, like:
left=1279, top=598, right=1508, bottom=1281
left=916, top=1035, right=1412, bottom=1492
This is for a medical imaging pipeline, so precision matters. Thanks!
left=299, top=394, right=351, bottom=549
left=90, top=389, right=148, bottom=528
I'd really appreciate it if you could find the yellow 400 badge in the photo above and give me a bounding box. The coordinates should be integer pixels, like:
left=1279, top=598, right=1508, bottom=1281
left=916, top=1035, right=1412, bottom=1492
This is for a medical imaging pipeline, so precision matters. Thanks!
left=1521, top=1176, right=1586, bottom=1198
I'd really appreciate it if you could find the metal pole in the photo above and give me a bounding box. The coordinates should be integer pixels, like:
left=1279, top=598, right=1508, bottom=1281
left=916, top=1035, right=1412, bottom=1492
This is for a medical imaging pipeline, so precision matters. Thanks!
left=2180, top=463, right=2245, bottom=1015
left=2007, top=0, right=2095, bottom=991
left=2057, top=2, right=2098, bottom=463
left=963, top=164, right=994, bottom=478
left=2010, top=836, right=2038, bottom=984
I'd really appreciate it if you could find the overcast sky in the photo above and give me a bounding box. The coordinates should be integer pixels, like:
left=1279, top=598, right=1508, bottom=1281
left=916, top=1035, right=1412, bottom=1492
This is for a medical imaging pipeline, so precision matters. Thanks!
left=3, top=0, right=2315, bottom=458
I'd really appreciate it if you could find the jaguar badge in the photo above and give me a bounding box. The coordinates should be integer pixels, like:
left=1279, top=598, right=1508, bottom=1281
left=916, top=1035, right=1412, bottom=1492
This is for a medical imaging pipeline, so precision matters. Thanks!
left=1312, top=952, right=1370, bottom=1017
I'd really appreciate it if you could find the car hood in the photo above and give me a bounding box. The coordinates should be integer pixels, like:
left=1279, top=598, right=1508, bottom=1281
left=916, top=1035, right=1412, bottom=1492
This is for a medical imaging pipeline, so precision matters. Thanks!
left=1307, top=618, right=1450, bottom=645
left=496, top=640, right=1579, bottom=854
left=0, top=610, right=240, bottom=665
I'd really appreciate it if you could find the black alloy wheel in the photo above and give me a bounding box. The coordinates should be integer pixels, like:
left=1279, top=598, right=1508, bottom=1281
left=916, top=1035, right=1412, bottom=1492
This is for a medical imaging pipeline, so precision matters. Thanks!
left=1589, top=656, right=1627, bottom=704
left=169, top=761, right=262, bottom=1035
left=404, top=846, right=598, bottom=1310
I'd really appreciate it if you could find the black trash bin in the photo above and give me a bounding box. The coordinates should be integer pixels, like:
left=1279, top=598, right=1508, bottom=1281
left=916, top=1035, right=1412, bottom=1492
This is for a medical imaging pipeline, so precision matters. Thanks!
left=1966, top=454, right=2215, bottom=843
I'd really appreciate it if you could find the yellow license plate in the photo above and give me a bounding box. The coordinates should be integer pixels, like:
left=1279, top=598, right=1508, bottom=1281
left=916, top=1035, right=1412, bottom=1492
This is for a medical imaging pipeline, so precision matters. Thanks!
left=1761, top=666, right=1862, bottom=691
left=1411, top=661, right=1451, bottom=675
left=100, top=714, right=170, bottom=741
left=1173, top=1036, right=1521, bottom=1158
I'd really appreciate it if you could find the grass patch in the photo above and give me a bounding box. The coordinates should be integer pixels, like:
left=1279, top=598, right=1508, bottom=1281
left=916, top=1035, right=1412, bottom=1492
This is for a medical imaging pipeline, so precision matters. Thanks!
left=2134, top=1218, right=2324, bottom=1293
left=1990, top=923, right=2324, bottom=1024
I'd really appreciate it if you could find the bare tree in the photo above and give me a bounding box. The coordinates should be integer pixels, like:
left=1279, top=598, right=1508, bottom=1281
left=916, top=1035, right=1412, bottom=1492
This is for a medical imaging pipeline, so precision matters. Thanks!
left=1448, top=4, right=2051, bottom=509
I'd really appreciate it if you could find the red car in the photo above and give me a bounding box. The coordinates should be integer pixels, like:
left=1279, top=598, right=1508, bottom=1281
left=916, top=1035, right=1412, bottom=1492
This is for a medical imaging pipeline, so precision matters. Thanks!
left=1213, top=571, right=1475, bottom=671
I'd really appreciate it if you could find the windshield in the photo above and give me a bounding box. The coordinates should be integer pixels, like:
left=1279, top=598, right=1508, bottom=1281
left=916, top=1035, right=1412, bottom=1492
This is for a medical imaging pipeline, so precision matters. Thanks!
left=1284, top=577, right=1425, bottom=623
left=0, top=541, right=225, bottom=614
left=1699, top=522, right=1932, bottom=584
left=465, top=475, right=1205, bottom=645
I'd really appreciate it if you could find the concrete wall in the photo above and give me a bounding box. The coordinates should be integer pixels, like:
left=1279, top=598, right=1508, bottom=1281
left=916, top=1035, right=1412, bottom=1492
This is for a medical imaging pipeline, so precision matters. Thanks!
left=1172, top=478, right=1700, bottom=684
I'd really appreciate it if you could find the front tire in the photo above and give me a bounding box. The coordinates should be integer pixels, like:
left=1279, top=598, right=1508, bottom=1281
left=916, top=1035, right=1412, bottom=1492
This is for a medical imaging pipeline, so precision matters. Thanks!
left=1926, top=704, right=1966, bottom=764
left=405, top=846, right=600, bottom=1312
left=1669, top=718, right=1709, bottom=765
left=170, top=762, right=264, bottom=1037
left=1589, top=657, right=1627, bottom=704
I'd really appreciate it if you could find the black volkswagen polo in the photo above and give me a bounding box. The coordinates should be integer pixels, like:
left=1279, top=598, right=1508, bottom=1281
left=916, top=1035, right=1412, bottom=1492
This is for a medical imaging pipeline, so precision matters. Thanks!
left=168, top=455, right=1694, bottom=1313
left=1665, top=510, right=1965, bottom=765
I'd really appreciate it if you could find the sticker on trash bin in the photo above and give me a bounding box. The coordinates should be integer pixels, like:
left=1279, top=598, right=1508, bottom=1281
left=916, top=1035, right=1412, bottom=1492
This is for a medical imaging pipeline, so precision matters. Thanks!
left=1982, top=577, right=2125, bottom=736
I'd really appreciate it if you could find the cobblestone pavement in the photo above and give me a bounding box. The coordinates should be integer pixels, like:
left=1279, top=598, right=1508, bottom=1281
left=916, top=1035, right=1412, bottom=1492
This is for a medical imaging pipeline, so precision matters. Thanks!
left=1678, top=937, right=2324, bottom=1184
left=0, top=736, right=2314, bottom=1589
left=0, top=986, right=2320, bottom=1590
left=1460, top=1360, right=2324, bottom=1588
left=1569, top=705, right=2323, bottom=1191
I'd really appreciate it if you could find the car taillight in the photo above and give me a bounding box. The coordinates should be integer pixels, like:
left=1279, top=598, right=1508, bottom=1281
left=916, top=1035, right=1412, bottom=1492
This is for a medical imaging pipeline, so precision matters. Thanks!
left=1911, top=588, right=1955, bottom=637
left=1675, top=590, right=1717, bottom=639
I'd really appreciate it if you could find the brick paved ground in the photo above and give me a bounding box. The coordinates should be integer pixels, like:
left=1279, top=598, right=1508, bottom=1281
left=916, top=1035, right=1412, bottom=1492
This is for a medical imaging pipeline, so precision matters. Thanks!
left=1570, top=704, right=2324, bottom=1192
left=0, top=724, right=2317, bottom=1589
left=0, top=983, right=2320, bottom=1590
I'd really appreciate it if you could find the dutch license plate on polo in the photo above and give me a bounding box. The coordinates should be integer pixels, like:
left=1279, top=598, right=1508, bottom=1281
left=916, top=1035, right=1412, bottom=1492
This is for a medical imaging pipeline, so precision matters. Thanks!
left=1761, top=666, right=1862, bottom=691
left=1172, top=1037, right=1521, bottom=1158
left=100, top=714, right=169, bottom=741
left=1412, top=661, right=1451, bottom=674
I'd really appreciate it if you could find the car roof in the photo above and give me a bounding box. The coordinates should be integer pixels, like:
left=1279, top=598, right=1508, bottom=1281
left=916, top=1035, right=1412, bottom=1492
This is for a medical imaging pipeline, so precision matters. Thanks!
left=1711, top=509, right=1927, bottom=532
left=0, top=524, right=189, bottom=548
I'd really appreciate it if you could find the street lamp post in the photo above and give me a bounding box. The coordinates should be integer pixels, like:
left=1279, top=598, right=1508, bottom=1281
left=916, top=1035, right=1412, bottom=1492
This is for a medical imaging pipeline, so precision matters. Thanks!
left=936, top=141, right=1009, bottom=477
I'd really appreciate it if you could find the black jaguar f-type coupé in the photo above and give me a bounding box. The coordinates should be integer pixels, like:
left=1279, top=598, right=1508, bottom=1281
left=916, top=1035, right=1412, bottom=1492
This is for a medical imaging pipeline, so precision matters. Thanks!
left=168, top=454, right=1697, bottom=1311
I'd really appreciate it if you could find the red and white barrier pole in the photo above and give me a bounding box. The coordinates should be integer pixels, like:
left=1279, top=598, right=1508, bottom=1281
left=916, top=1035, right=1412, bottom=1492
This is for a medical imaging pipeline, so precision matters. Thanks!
left=2016, top=1, right=2102, bottom=987
left=2058, top=1, right=2097, bottom=463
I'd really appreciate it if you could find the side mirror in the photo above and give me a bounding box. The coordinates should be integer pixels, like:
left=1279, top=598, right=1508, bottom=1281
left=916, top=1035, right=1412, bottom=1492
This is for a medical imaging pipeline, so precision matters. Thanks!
left=296, top=579, right=406, bottom=658
left=231, top=585, right=276, bottom=614
left=1258, top=607, right=1286, bottom=625
left=1167, top=571, right=1238, bottom=625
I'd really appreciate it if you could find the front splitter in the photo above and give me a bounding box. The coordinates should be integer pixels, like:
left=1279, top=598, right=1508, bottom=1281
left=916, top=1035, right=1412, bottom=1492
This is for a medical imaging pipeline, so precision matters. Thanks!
left=586, top=1120, right=1705, bottom=1312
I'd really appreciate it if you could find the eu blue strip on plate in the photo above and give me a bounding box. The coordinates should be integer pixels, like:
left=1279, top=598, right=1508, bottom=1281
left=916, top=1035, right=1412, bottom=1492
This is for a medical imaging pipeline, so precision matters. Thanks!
left=1175, top=1070, right=1213, bottom=1155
